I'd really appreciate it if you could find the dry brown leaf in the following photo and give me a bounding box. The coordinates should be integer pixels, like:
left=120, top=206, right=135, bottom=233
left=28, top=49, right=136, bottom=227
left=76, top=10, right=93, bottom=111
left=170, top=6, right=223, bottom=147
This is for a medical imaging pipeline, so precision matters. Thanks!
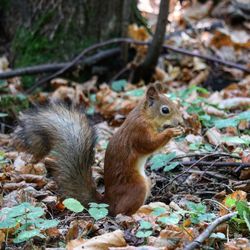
left=218, top=97, right=250, bottom=109
left=224, top=238, right=250, bottom=250
left=182, top=0, right=213, bottom=21
left=205, top=127, right=222, bottom=146
left=239, top=169, right=250, bottom=180
left=11, top=174, right=47, bottom=188
left=203, top=105, right=226, bottom=117
left=210, top=30, right=250, bottom=50
left=136, top=202, right=170, bottom=215
left=3, top=181, right=34, bottom=191
left=13, top=156, right=28, bottom=173
left=110, top=247, right=161, bottom=250
left=33, top=162, right=47, bottom=175
left=50, top=86, right=76, bottom=103
left=0, top=230, right=5, bottom=245
left=189, top=70, right=209, bottom=86
left=96, top=84, right=139, bottom=118
left=67, top=230, right=126, bottom=250
left=184, top=113, right=202, bottom=135
left=153, top=67, right=168, bottom=82
left=0, top=57, right=9, bottom=72
left=150, top=225, right=198, bottom=249
left=128, top=24, right=149, bottom=65
left=50, top=78, right=69, bottom=89
left=220, top=190, right=247, bottom=216
left=46, top=227, right=61, bottom=238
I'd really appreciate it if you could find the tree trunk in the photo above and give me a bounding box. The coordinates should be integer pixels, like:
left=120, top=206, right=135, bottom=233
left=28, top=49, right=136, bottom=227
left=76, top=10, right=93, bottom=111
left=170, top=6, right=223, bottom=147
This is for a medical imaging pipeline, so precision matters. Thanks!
left=0, top=0, right=135, bottom=67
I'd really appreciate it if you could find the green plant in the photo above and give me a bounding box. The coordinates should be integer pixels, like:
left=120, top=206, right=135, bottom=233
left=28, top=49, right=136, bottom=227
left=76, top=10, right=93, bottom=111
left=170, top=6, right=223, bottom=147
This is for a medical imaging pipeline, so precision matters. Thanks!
left=225, top=197, right=250, bottom=232
left=0, top=151, right=9, bottom=166
left=0, top=94, right=29, bottom=117
left=186, top=201, right=216, bottom=224
left=63, top=198, right=109, bottom=221
left=0, top=202, right=59, bottom=243
left=150, top=152, right=179, bottom=172
left=189, top=142, right=214, bottom=152
left=151, top=207, right=181, bottom=226
left=136, top=220, right=153, bottom=238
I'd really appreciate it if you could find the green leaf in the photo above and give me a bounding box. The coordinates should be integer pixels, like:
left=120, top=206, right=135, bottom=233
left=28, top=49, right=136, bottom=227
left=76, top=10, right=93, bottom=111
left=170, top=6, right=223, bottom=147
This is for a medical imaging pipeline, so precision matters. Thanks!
left=96, top=203, right=109, bottom=208
left=151, top=207, right=167, bottom=216
left=236, top=201, right=250, bottom=219
left=125, top=88, right=145, bottom=97
left=111, top=79, right=127, bottom=92
left=0, top=218, right=18, bottom=229
left=7, top=202, right=33, bottom=218
left=88, top=202, right=99, bottom=208
left=136, top=230, right=153, bottom=238
left=221, top=136, right=249, bottom=145
left=235, top=111, right=250, bottom=121
left=243, top=210, right=250, bottom=232
left=89, top=94, right=96, bottom=103
left=157, top=213, right=180, bottom=225
left=203, top=144, right=214, bottom=152
left=210, top=232, right=226, bottom=239
left=86, top=106, right=95, bottom=115
left=186, top=201, right=206, bottom=213
left=88, top=207, right=108, bottom=220
left=35, top=219, right=59, bottom=230
left=27, top=207, right=44, bottom=219
left=164, top=162, right=179, bottom=172
left=150, top=152, right=176, bottom=170
left=0, top=113, right=8, bottom=118
left=139, top=220, right=152, bottom=229
left=225, top=197, right=236, bottom=208
left=63, top=198, right=84, bottom=213
left=88, top=202, right=109, bottom=208
left=197, top=213, right=216, bottom=222
left=13, top=229, right=44, bottom=243
left=189, top=143, right=201, bottom=151
left=214, top=118, right=238, bottom=129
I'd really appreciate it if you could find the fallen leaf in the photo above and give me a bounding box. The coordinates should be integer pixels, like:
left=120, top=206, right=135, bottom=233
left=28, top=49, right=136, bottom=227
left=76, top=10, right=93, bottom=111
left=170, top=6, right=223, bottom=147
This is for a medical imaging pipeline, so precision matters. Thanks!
left=218, top=97, right=250, bottom=110
left=205, top=127, right=222, bottom=146
left=67, top=230, right=126, bottom=250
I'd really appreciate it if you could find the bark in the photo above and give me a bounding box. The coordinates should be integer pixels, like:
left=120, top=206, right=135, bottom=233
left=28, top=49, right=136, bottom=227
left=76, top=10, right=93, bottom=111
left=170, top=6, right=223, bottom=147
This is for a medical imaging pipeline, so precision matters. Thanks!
left=0, top=0, right=133, bottom=66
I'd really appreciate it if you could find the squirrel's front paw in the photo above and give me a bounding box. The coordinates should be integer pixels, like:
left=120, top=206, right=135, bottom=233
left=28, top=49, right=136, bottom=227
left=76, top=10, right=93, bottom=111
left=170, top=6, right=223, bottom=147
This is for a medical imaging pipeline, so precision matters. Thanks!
left=165, top=126, right=184, bottom=137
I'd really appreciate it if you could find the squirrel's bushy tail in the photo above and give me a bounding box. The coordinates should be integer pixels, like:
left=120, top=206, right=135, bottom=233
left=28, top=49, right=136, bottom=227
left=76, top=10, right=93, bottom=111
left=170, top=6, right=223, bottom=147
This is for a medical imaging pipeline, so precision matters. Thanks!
left=13, top=104, right=98, bottom=205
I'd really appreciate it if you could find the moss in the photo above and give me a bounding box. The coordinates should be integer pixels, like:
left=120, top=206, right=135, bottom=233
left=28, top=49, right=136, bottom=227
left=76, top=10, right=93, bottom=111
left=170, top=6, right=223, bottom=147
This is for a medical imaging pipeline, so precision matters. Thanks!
left=11, top=10, right=96, bottom=88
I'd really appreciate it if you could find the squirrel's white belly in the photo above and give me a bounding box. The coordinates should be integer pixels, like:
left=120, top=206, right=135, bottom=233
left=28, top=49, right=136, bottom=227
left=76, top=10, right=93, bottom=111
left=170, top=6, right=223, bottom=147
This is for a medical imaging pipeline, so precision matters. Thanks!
left=136, top=155, right=151, bottom=200
left=136, top=155, right=149, bottom=178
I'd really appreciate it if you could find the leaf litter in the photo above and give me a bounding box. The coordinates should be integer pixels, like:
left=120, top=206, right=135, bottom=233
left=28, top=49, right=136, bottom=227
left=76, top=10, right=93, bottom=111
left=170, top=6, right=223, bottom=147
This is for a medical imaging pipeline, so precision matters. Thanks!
left=0, top=0, right=250, bottom=249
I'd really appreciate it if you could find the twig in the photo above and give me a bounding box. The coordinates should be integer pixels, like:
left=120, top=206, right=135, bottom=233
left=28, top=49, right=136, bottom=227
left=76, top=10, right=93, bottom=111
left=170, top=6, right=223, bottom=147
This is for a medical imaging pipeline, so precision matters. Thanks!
left=161, top=154, right=213, bottom=190
left=203, top=199, right=231, bottom=212
left=108, top=66, right=130, bottom=84
left=173, top=153, right=240, bottom=160
left=175, top=161, right=250, bottom=169
left=0, top=48, right=120, bottom=80
left=184, top=212, right=237, bottom=250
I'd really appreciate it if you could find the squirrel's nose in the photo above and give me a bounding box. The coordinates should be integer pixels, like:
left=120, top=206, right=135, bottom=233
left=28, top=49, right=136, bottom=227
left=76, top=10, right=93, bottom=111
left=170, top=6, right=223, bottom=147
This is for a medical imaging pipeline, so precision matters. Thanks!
left=174, top=118, right=184, bottom=127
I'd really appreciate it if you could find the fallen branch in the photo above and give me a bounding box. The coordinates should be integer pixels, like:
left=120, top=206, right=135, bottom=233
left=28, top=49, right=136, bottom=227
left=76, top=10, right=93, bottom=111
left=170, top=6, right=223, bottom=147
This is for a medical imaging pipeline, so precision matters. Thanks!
left=173, top=153, right=241, bottom=160
left=184, top=212, right=237, bottom=250
left=177, top=161, right=250, bottom=169
left=1, top=38, right=249, bottom=93
left=0, top=48, right=120, bottom=79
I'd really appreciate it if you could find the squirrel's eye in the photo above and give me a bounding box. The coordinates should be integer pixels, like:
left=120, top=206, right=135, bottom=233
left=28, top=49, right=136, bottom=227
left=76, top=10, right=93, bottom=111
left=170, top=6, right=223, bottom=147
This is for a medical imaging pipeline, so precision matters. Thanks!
left=161, top=105, right=170, bottom=115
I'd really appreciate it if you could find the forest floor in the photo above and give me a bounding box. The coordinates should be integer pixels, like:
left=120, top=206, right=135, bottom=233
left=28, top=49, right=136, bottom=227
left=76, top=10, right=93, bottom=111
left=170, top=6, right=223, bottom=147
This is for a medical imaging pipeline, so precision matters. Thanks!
left=0, top=0, right=250, bottom=249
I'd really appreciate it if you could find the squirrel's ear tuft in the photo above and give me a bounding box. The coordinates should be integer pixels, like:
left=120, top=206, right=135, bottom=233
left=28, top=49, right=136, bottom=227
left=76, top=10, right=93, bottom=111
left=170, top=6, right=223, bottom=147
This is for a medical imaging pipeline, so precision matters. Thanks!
left=154, top=82, right=163, bottom=93
left=146, top=85, right=159, bottom=102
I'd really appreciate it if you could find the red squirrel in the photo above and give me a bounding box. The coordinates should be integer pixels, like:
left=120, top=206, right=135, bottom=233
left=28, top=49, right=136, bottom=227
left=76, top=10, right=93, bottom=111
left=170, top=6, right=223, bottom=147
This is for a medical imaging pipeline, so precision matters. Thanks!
left=13, top=83, right=184, bottom=216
